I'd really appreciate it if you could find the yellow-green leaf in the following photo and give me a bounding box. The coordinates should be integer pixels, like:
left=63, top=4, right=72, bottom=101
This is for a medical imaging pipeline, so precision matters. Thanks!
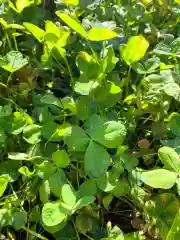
left=56, top=12, right=87, bottom=38
left=23, top=22, right=45, bottom=43
left=0, top=175, right=9, bottom=198
left=60, top=0, right=79, bottom=6
left=121, top=36, right=149, bottom=65
left=141, top=169, right=177, bottom=189
left=88, top=28, right=118, bottom=41
left=9, top=0, right=32, bottom=13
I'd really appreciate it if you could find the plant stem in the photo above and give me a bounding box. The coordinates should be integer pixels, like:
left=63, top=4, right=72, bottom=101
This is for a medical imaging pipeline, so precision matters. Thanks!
left=125, top=65, right=131, bottom=97
left=13, top=35, right=18, bottom=51
left=5, top=33, right=12, bottom=50
left=23, top=227, right=48, bottom=240
left=72, top=220, right=81, bottom=240
left=82, top=233, right=94, bottom=240
left=7, top=72, right=13, bottom=85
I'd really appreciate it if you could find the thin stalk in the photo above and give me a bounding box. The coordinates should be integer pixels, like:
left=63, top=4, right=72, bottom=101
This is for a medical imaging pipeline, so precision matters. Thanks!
left=72, top=220, right=81, bottom=240
left=23, top=227, right=48, bottom=240
left=125, top=66, right=131, bottom=97
left=13, top=35, right=18, bottom=51
left=82, top=233, right=94, bottom=240
left=7, top=72, right=13, bottom=85
left=76, top=162, right=80, bottom=188
left=87, top=40, right=99, bottom=63
left=63, top=55, right=74, bottom=89
left=5, top=33, right=12, bottom=50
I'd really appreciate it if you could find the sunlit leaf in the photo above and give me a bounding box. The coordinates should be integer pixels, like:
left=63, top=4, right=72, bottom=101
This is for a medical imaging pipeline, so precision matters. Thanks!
left=0, top=175, right=9, bottom=198
left=88, top=27, right=118, bottom=41
left=121, top=36, right=149, bottom=65
left=24, top=22, right=45, bottom=42
left=0, top=51, right=28, bottom=73
left=166, top=208, right=180, bottom=240
left=158, top=146, right=180, bottom=172
left=42, top=201, right=66, bottom=227
left=56, top=12, right=87, bottom=38
left=61, top=184, right=76, bottom=206
left=58, top=0, right=79, bottom=6
left=86, top=114, right=126, bottom=148
left=141, top=169, right=177, bottom=189
left=52, top=150, right=70, bottom=168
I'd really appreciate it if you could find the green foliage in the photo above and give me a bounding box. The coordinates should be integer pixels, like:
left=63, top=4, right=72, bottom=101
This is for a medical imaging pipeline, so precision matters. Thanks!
left=121, top=36, right=149, bottom=65
left=0, top=0, right=180, bottom=239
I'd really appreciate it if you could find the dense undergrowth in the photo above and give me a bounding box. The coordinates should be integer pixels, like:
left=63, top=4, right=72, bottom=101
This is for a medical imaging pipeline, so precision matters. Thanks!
left=0, top=0, right=180, bottom=239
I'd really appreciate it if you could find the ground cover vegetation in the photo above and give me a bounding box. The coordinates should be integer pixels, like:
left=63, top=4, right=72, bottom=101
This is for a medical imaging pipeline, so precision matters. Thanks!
left=0, top=0, right=180, bottom=239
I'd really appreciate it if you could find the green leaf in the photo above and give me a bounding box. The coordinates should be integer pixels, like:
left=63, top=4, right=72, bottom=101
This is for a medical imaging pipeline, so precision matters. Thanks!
left=112, top=180, right=130, bottom=197
left=132, top=58, right=160, bottom=74
left=10, top=0, right=40, bottom=13
left=12, top=211, right=27, bottom=230
left=0, top=160, right=20, bottom=182
left=48, top=170, right=66, bottom=197
left=96, top=171, right=118, bottom=192
left=131, top=186, right=149, bottom=205
left=153, top=43, right=172, bottom=56
left=10, top=111, right=32, bottom=135
left=18, top=166, right=34, bottom=177
left=145, top=193, right=179, bottom=239
left=76, top=96, right=93, bottom=121
left=64, top=126, right=89, bottom=152
left=23, top=124, right=41, bottom=144
left=58, top=122, right=72, bottom=137
left=75, top=81, right=99, bottom=95
left=75, top=213, right=93, bottom=234
left=161, top=139, right=180, bottom=154
left=39, top=180, right=50, bottom=204
left=76, top=52, right=100, bottom=79
left=0, top=208, right=12, bottom=229
left=120, top=153, right=139, bottom=172
left=40, top=94, right=62, bottom=108
left=102, top=224, right=124, bottom=240
left=88, top=28, right=118, bottom=41
left=36, top=161, right=56, bottom=179
left=102, top=194, right=113, bottom=210
left=163, top=83, right=180, bottom=101
left=42, top=122, right=62, bottom=142
left=52, top=150, right=70, bottom=168
left=102, top=46, right=117, bottom=73
left=169, top=115, right=180, bottom=137
left=61, top=97, right=76, bottom=114
left=158, top=146, right=180, bottom=172
left=176, top=178, right=180, bottom=195
left=86, top=115, right=126, bottom=148
left=56, top=12, right=87, bottom=38
left=61, top=184, right=76, bottom=206
left=60, top=0, right=79, bottom=6
left=0, top=51, right=28, bottom=73
left=0, top=175, right=9, bottom=198
left=42, top=201, right=66, bottom=227
left=8, top=153, right=29, bottom=161
left=166, top=208, right=180, bottom=240
left=141, top=169, right=177, bottom=189
left=24, top=22, right=45, bottom=42
left=78, top=179, right=97, bottom=198
left=85, top=141, right=110, bottom=178
left=73, top=196, right=95, bottom=211
left=121, top=36, right=149, bottom=65
left=0, top=127, right=6, bottom=143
